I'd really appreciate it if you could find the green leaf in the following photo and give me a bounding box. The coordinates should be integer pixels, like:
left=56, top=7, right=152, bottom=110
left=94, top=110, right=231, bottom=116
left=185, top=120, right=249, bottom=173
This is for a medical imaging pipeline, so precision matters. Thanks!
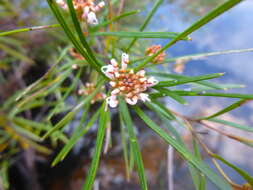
left=14, top=46, right=69, bottom=102
left=200, top=99, right=249, bottom=120
left=0, top=24, right=60, bottom=37
left=0, top=43, right=34, bottom=64
left=135, top=0, right=244, bottom=70
left=145, top=101, right=176, bottom=121
left=208, top=118, right=253, bottom=133
left=134, top=106, right=232, bottom=190
left=52, top=107, right=100, bottom=166
left=212, top=154, right=253, bottom=187
left=119, top=99, right=148, bottom=190
left=170, top=91, right=253, bottom=99
left=47, top=68, right=82, bottom=120
left=126, top=0, right=164, bottom=51
left=46, top=0, right=103, bottom=74
left=42, top=79, right=105, bottom=139
left=149, top=72, right=244, bottom=90
left=150, top=48, right=253, bottom=66
left=82, top=103, right=108, bottom=190
left=12, top=117, right=68, bottom=143
left=66, top=0, right=101, bottom=68
left=93, top=10, right=140, bottom=29
left=0, top=161, right=10, bottom=189
left=119, top=112, right=131, bottom=179
left=192, top=139, right=206, bottom=190
left=91, top=31, right=190, bottom=40
left=154, top=87, right=188, bottom=105
left=155, top=73, right=224, bottom=87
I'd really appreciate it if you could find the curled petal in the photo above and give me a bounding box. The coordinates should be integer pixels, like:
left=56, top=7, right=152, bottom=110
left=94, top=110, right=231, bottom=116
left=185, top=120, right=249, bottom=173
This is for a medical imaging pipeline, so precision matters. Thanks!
left=137, top=70, right=145, bottom=77
left=110, top=59, right=118, bottom=67
left=125, top=96, right=138, bottom=105
left=147, top=76, right=158, bottom=86
left=139, top=77, right=147, bottom=83
left=109, top=81, right=116, bottom=87
left=101, top=65, right=115, bottom=79
left=114, top=72, right=120, bottom=78
left=82, top=6, right=90, bottom=18
left=95, top=1, right=105, bottom=11
left=111, top=88, right=120, bottom=95
left=121, top=53, right=129, bottom=70
left=106, top=96, right=118, bottom=108
left=87, top=12, right=98, bottom=25
left=139, top=93, right=150, bottom=102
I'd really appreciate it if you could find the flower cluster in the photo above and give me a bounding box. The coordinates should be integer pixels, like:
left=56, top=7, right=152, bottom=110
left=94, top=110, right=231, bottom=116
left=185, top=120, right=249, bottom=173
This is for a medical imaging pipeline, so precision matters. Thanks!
left=56, top=0, right=105, bottom=25
left=78, top=82, right=106, bottom=104
left=145, top=45, right=166, bottom=64
left=101, top=53, right=158, bottom=108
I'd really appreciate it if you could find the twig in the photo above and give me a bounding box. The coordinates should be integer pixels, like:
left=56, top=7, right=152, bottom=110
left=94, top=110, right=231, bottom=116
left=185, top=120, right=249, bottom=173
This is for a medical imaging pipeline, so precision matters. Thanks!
left=0, top=24, right=60, bottom=37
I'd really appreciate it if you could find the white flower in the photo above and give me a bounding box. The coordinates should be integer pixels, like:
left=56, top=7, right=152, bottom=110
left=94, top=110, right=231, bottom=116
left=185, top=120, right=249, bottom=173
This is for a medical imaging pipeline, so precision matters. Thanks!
left=101, top=53, right=158, bottom=108
left=57, top=0, right=104, bottom=25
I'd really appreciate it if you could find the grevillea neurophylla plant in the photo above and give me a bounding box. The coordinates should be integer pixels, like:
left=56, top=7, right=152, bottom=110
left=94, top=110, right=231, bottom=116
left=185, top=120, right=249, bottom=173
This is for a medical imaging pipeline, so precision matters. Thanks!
left=1, top=0, right=253, bottom=190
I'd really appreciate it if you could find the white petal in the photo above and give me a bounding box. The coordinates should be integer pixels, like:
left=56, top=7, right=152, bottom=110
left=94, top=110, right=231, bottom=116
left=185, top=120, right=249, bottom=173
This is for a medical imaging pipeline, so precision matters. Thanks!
left=139, top=77, right=147, bottom=83
left=95, top=1, right=105, bottom=11
left=110, top=59, right=118, bottom=67
left=121, top=53, right=129, bottom=69
left=114, top=72, right=120, bottom=78
left=101, top=65, right=115, bottom=79
left=111, top=88, right=120, bottom=95
left=87, top=12, right=98, bottom=25
left=56, top=0, right=64, bottom=4
left=98, top=1, right=105, bottom=8
left=119, top=86, right=126, bottom=91
left=139, top=93, right=150, bottom=102
left=106, top=96, right=118, bottom=108
left=147, top=76, right=158, bottom=86
left=137, top=70, right=145, bottom=77
left=125, top=96, right=138, bottom=105
left=121, top=53, right=129, bottom=63
left=56, top=0, right=68, bottom=10
left=109, top=81, right=116, bottom=87
left=83, top=6, right=90, bottom=17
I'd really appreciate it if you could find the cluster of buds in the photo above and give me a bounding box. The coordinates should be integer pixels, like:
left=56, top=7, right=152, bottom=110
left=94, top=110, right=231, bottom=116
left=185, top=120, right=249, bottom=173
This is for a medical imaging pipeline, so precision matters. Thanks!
left=101, top=53, right=158, bottom=108
left=56, top=0, right=105, bottom=25
left=145, top=45, right=166, bottom=64
left=78, top=82, right=106, bottom=104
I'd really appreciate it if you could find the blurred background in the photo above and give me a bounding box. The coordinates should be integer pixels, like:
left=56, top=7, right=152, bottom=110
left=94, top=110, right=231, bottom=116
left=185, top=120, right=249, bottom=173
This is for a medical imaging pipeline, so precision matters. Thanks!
left=0, top=0, right=253, bottom=190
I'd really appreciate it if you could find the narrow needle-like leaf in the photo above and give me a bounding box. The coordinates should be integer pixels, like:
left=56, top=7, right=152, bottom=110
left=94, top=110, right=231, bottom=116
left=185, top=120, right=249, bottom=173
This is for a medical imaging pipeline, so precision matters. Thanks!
left=135, top=0, right=243, bottom=70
